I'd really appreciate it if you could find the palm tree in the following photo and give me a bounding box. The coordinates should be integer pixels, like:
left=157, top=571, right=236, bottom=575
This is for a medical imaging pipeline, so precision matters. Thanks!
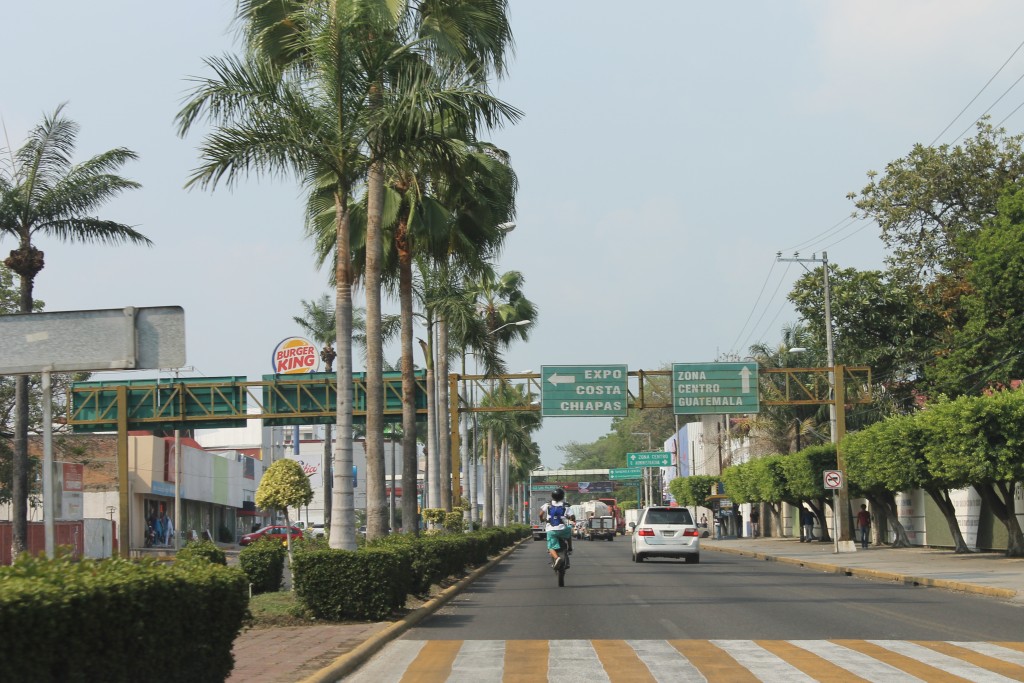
left=0, top=104, right=147, bottom=556
left=358, top=0, right=516, bottom=540
left=177, top=0, right=387, bottom=549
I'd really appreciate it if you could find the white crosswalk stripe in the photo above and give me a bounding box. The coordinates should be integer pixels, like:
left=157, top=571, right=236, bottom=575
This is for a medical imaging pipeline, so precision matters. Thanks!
left=342, top=639, right=1024, bottom=682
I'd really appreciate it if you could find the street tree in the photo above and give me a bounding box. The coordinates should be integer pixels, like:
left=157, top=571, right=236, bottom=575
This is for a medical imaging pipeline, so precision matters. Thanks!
left=842, top=416, right=926, bottom=549
left=255, top=458, right=313, bottom=558
left=0, top=105, right=147, bottom=557
left=927, top=183, right=1024, bottom=395
left=921, top=391, right=1024, bottom=557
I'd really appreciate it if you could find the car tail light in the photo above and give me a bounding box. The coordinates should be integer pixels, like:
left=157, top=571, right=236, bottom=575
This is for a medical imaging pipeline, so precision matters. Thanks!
left=683, top=528, right=699, bottom=537
left=637, top=528, right=655, bottom=537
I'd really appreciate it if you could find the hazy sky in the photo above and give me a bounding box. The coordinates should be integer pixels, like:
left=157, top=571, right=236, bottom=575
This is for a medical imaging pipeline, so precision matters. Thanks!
left=6, top=1, right=1024, bottom=467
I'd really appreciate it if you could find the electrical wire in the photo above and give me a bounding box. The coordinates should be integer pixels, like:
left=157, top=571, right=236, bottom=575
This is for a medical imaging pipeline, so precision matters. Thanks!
left=782, top=215, right=858, bottom=254
left=728, top=258, right=779, bottom=356
left=951, top=69, right=1024, bottom=145
left=735, top=262, right=793, bottom=356
left=929, top=37, right=1024, bottom=146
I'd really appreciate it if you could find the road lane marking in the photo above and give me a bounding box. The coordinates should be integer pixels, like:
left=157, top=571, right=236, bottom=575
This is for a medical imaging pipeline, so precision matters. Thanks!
left=592, top=640, right=655, bottom=683
left=668, top=639, right=759, bottom=682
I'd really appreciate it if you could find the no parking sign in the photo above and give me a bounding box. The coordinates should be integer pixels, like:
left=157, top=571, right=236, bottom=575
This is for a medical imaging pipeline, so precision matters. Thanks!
left=823, top=470, right=843, bottom=490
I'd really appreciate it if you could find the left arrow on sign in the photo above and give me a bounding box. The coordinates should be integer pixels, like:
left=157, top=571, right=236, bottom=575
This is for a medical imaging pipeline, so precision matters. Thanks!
left=547, top=373, right=576, bottom=386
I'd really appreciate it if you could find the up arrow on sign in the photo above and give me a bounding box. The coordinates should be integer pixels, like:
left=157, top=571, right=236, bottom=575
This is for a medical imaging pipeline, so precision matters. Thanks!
left=739, top=365, right=752, bottom=393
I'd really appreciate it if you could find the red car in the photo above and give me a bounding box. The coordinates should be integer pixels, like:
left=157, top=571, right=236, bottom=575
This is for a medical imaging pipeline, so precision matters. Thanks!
left=239, top=525, right=303, bottom=546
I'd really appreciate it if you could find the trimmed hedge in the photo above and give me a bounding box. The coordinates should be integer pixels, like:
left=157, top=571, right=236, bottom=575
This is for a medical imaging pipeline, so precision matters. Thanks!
left=0, top=553, right=248, bottom=683
left=292, top=525, right=529, bottom=621
left=239, top=537, right=286, bottom=594
left=292, top=546, right=413, bottom=621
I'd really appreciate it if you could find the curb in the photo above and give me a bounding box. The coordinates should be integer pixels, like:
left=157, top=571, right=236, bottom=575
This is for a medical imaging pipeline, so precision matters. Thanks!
left=704, top=544, right=1017, bottom=600
left=298, top=538, right=529, bottom=683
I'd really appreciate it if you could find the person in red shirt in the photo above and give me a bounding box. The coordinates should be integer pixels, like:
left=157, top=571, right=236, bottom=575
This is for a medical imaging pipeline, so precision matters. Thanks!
left=857, top=504, right=871, bottom=549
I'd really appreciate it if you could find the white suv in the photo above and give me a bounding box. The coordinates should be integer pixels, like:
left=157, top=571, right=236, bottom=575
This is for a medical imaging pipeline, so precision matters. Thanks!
left=631, top=506, right=700, bottom=564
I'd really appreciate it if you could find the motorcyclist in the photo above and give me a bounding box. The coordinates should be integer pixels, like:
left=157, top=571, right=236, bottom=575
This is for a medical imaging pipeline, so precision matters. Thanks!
left=539, top=487, right=575, bottom=569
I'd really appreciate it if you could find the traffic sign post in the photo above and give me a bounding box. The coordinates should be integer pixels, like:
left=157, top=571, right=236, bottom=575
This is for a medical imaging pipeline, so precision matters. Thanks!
left=541, top=365, right=628, bottom=417
left=823, top=470, right=843, bottom=490
left=626, top=452, right=672, bottom=467
left=672, top=362, right=760, bottom=415
left=823, top=469, right=844, bottom=554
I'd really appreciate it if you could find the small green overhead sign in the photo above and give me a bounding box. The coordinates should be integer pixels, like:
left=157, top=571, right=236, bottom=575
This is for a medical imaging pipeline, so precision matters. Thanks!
left=626, top=452, right=672, bottom=467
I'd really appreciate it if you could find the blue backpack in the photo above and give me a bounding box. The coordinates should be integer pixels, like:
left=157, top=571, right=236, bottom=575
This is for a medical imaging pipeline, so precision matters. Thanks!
left=547, top=503, right=566, bottom=527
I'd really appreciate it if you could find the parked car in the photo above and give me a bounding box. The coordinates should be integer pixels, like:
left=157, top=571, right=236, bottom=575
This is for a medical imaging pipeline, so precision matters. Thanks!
left=630, top=506, right=700, bottom=563
left=239, top=525, right=303, bottom=546
left=306, top=523, right=326, bottom=538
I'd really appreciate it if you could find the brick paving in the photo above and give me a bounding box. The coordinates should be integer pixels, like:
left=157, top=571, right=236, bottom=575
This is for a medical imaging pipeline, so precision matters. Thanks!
left=228, top=623, right=388, bottom=683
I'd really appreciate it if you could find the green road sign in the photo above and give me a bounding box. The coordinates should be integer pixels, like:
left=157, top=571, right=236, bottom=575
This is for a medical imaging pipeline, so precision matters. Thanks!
left=672, top=362, right=760, bottom=415
left=541, top=364, right=628, bottom=417
left=626, top=452, right=672, bottom=467
left=609, top=467, right=644, bottom=480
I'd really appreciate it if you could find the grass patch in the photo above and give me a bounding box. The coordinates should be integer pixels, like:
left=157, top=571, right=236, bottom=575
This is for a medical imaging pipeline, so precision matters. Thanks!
left=247, top=591, right=316, bottom=628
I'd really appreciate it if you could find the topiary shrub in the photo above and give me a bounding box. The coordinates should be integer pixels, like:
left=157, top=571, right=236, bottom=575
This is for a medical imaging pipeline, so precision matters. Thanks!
left=239, top=537, right=286, bottom=594
left=177, top=539, right=226, bottom=565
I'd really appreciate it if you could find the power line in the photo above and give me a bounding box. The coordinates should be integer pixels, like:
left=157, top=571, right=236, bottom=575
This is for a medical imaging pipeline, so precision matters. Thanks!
left=951, top=68, right=1024, bottom=145
left=728, top=258, right=779, bottom=355
left=782, top=215, right=857, bottom=253
left=930, top=37, right=1024, bottom=146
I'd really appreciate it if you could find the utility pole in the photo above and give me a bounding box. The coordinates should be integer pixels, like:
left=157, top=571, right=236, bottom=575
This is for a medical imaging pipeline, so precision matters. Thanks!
left=777, top=251, right=852, bottom=545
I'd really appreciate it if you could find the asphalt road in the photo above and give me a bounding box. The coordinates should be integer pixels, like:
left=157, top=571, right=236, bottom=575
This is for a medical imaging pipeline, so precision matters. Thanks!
left=406, top=535, right=1024, bottom=642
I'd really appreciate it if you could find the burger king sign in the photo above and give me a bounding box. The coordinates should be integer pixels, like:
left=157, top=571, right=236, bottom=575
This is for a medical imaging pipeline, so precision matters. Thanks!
left=272, top=337, right=320, bottom=374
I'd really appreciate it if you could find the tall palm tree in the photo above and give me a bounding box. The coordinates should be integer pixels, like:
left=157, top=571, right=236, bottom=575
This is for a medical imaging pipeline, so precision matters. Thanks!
left=464, top=268, right=535, bottom=525
left=293, top=294, right=338, bottom=526
left=0, top=104, right=147, bottom=556
left=177, top=6, right=372, bottom=550
left=358, top=0, right=515, bottom=539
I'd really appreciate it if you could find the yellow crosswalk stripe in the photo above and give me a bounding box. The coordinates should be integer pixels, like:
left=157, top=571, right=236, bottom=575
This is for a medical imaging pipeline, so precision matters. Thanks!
left=833, top=639, right=974, bottom=682
left=503, top=640, right=548, bottom=683
left=592, top=639, right=656, bottom=683
left=399, top=640, right=462, bottom=683
left=914, top=641, right=1024, bottom=681
left=668, top=639, right=760, bottom=682
left=756, top=639, right=873, bottom=683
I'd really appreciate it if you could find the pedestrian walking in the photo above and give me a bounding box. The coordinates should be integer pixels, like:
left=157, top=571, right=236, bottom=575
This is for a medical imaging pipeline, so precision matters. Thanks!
left=857, top=503, right=871, bottom=549
left=800, top=507, right=816, bottom=542
left=750, top=505, right=761, bottom=538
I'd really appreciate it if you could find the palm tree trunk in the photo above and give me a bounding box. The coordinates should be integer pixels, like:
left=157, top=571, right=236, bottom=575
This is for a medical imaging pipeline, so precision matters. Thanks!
left=365, top=159, right=387, bottom=540
left=483, top=429, right=494, bottom=526
left=398, top=237, right=419, bottom=535
left=11, top=262, right=35, bottom=558
left=437, top=316, right=452, bottom=511
left=330, top=196, right=356, bottom=551
left=460, top=391, right=470, bottom=524
left=420, top=337, right=439, bottom=513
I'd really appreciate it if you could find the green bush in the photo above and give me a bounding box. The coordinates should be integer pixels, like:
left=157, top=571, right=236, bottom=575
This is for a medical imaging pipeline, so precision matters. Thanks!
left=0, top=552, right=247, bottom=683
left=292, top=546, right=413, bottom=621
left=176, top=539, right=227, bottom=565
left=291, top=526, right=527, bottom=622
left=239, top=537, right=286, bottom=594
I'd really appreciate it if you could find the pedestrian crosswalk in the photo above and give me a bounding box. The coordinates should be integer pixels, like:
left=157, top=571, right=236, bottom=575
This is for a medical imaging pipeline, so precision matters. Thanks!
left=343, top=639, right=1024, bottom=682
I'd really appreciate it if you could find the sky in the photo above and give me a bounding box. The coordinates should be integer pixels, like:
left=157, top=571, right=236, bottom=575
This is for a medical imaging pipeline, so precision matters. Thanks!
left=5, top=1, right=1024, bottom=468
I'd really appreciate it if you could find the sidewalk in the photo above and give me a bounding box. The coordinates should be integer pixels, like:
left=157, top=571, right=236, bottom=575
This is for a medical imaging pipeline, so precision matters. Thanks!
left=702, top=535, right=1024, bottom=602
left=226, top=536, right=1024, bottom=682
